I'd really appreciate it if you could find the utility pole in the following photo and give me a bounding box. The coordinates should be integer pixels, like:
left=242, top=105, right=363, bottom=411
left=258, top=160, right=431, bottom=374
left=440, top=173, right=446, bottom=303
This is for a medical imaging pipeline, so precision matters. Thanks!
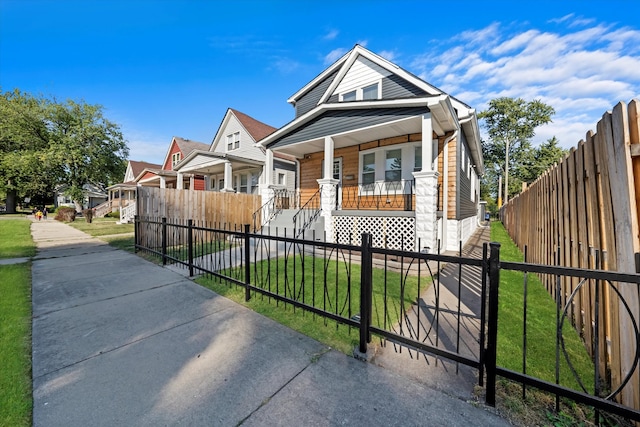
left=504, top=138, right=510, bottom=205
left=498, top=175, right=502, bottom=208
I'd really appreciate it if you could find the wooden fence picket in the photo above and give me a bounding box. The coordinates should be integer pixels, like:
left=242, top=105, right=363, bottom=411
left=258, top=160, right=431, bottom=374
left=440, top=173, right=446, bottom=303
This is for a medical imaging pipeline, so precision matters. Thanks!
left=500, top=100, right=640, bottom=415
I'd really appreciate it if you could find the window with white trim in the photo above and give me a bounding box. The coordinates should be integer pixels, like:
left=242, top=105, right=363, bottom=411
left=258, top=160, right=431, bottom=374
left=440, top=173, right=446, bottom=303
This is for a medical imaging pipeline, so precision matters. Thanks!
left=340, top=81, right=380, bottom=102
left=341, top=90, right=356, bottom=102
left=277, top=173, right=285, bottom=185
left=171, top=152, right=181, bottom=167
left=414, top=146, right=422, bottom=172
left=385, top=149, right=402, bottom=182
left=226, top=132, right=240, bottom=151
left=362, top=83, right=379, bottom=100
left=361, top=153, right=375, bottom=185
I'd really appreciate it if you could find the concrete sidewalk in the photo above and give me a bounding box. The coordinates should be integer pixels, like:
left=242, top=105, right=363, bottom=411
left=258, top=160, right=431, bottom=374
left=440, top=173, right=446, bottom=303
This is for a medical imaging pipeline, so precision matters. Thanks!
left=30, top=219, right=510, bottom=426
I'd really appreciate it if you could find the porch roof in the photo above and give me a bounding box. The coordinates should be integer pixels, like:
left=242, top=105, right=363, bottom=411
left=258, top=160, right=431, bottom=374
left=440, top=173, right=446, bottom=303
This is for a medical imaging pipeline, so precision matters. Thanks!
left=174, top=150, right=264, bottom=175
left=259, top=96, right=457, bottom=158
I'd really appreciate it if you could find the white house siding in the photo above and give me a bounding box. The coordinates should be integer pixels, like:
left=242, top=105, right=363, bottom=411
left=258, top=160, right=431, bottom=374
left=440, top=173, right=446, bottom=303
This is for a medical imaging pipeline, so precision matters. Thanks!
left=212, top=115, right=265, bottom=162
left=332, top=57, right=391, bottom=97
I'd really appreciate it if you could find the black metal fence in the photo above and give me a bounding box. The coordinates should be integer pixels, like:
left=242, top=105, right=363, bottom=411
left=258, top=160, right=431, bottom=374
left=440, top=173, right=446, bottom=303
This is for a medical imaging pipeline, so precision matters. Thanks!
left=135, top=216, right=640, bottom=424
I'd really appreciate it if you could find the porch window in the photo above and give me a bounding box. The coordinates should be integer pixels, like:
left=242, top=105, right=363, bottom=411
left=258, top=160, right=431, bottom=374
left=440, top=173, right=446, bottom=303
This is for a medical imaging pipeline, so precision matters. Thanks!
left=385, top=149, right=402, bottom=182
left=362, top=153, right=375, bottom=185
left=414, top=146, right=422, bottom=172
left=277, top=173, right=285, bottom=185
left=239, top=174, right=248, bottom=193
left=218, top=178, right=224, bottom=191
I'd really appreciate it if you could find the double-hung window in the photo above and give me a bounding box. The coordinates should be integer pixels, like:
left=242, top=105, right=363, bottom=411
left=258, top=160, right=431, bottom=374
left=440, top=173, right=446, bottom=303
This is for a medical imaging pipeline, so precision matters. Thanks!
left=361, top=153, right=375, bottom=186
left=385, top=149, right=402, bottom=182
left=227, top=132, right=240, bottom=151
left=171, top=152, right=181, bottom=167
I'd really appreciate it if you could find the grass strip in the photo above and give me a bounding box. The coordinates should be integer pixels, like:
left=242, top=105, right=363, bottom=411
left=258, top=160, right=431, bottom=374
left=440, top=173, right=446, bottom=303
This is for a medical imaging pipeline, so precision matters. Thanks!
left=0, top=264, right=32, bottom=427
left=67, top=217, right=133, bottom=237
left=0, top=219, right=36, bottom=259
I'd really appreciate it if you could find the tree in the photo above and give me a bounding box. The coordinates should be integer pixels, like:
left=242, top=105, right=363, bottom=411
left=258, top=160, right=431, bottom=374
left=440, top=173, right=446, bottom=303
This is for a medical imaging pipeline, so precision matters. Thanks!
left=45, top=99, right=128, bottom=211
left=0, top=89, right=55, bottom=212
left=479, top=97, right=555, bottom=205
left=0, top=89, right=128, bottom=212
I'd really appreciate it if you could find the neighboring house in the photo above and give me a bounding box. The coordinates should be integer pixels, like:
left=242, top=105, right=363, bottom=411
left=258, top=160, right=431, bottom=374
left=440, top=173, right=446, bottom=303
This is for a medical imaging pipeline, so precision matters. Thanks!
left=257, top=45, right=484, bottom=252
left=173, top=108, right=296, bottom=195
left=105, top=160, right=162, bottom=217
left=55, top=183, right=108, bottom=210
left=135, top=137, right=209, bottom=189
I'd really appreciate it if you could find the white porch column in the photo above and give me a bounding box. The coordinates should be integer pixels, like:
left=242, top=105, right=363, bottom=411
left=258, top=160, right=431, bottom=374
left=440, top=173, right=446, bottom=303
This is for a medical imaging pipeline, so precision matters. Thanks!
left=176, top=172, right=183, bottom=190
left=421, top=113, right=434, bottom=172
left=323, top=136, right=334, bottom=179
left=189, top=175, right=195, bottom=190
left=264, top=149, right=274, bottom=186
left=159, top=176, right=166, bottom=189
left=221, top=160, right=234, bottom=192
left=319, top=136, right=337, bottom=241
left=414, top=113, right=438, bottom=252
left=203, top=175, right=210, bottom=191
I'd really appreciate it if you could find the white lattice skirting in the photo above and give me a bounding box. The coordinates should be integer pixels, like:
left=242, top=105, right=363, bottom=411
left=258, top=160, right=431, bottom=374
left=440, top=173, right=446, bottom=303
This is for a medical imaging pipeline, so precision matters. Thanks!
left=333, top=215, right=416, bottom=250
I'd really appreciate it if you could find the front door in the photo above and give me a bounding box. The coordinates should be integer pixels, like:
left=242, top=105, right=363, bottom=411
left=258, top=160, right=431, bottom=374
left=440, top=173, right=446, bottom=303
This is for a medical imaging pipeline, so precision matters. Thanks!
left=333, top=158, right=342, bottom=208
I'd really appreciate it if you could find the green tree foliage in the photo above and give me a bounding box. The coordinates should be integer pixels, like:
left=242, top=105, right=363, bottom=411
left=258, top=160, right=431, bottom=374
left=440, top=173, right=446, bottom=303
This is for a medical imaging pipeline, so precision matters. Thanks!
left=0, top=89, right=128, bottom=212
left=479, top=97, right=557, bottom=206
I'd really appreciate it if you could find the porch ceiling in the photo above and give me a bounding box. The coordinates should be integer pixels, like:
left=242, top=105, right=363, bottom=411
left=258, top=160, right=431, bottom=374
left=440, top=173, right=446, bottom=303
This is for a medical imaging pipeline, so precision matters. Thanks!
left=273, top=115, right=432, bottom=158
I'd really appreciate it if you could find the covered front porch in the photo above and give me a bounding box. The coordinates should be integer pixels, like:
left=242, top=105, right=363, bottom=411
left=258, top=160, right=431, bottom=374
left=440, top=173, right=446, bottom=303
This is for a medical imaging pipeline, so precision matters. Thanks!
left=174, top=151, right=264, bottom=194
left=264, top=109, right=446, bottom=251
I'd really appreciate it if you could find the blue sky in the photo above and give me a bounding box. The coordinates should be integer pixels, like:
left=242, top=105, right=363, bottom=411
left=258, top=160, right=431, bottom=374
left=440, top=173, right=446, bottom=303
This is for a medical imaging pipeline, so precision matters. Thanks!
left=1, top=0, right=639, bottom=166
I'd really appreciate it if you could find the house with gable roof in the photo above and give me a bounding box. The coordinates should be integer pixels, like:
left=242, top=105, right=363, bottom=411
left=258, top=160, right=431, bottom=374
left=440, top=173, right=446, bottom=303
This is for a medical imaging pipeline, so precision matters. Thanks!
left=135, top=136, right=209, bottom=190
left=173, top=108, right=296, bottom=195
left=257, top=44, right=484, bottom=252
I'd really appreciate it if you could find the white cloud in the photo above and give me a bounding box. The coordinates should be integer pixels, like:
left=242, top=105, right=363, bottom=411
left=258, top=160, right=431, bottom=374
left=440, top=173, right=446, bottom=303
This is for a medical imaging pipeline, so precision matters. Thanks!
left=324, top=47, right=348, bottom=65
left=378, top=50, right=397, bottom=62
left=323, top=29, right=339, bottom=41
left=410, top=20, right=640, bottom=150
left=269, top=57, right=301, bottom=74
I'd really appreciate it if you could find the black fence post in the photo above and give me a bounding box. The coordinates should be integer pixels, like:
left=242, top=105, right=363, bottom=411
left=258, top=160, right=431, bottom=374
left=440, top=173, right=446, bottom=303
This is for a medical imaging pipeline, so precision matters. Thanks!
left=161, top=217, right=167, bottom=266
left=359, top=233, right=373, bottom=353
left=187, top=219, right=194, bottom=277
left=485, top=242, right=501, bottom=407
left=478, top=242, right=488, bottom=387
left=244, top=224, right=251, bottom=302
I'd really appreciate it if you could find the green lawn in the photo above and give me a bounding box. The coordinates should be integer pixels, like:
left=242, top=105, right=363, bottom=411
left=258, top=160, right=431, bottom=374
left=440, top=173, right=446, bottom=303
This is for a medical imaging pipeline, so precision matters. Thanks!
left=0, top=219, right=36, bottom=259
left=491, top=221, right=594, bottom=392
left=0, top=217, right=34, bottom=426
left=197, top=254, right=426, bottom=354
left=67, top=217, right=134, bottom=236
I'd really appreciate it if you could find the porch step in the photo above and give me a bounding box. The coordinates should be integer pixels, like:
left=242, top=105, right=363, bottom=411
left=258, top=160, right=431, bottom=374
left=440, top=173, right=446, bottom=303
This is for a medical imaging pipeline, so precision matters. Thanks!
left=261, top=209, right=324, bottom=240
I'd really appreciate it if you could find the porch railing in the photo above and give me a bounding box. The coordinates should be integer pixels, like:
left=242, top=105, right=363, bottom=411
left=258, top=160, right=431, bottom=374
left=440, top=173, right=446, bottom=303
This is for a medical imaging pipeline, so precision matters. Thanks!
left=338, top=179, right=415, bottom=211
left=93, top=200, right=112, bottom=218
left=119, top=202, right=136, bottom=223
left=293, top=188, right=322, bottom=238
left=252, top=189, right=299, bottom=231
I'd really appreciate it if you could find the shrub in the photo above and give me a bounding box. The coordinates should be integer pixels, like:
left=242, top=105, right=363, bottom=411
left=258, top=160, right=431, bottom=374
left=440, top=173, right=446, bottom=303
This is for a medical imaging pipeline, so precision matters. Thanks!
left=55, top=207, right=76, bottom=222
left=82, top=209, right=94, bottom=223
left=105, top=210, right=120, bottom=219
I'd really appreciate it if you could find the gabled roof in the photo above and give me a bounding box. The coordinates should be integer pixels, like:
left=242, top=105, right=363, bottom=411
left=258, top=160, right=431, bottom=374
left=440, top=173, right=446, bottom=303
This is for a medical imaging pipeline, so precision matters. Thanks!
left=210, top=108, right=277, bottom=152
left=161, top=136, right=209, bottom=170
left=287, top=44, right=473, bottom=117
left=230, top=109, right=277, bottom=142
left=128, top=160, right=162, bottom=178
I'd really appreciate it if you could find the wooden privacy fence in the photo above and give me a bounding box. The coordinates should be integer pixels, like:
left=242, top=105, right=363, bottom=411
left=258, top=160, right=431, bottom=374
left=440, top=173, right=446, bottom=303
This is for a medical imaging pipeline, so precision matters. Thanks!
left=501, top=100, right=640, bottom=414
left=137, top=187, right=262, bottom=227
